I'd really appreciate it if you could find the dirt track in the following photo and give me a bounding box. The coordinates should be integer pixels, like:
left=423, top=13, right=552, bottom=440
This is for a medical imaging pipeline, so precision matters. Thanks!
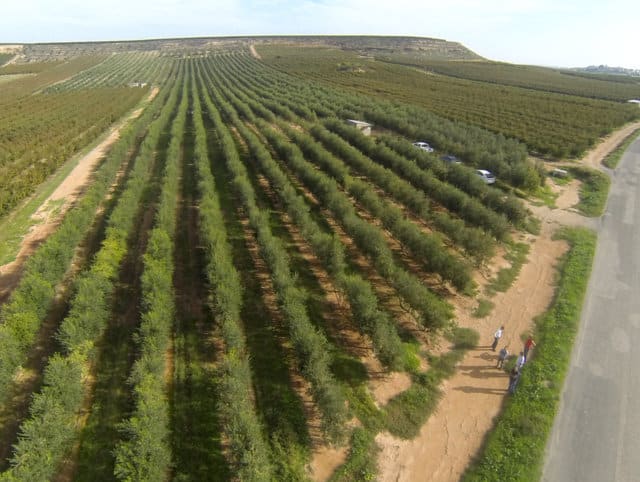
left=0, top=87, right=159, bottom=303
left=580, top=120, right=640, bottom=169
left=249, top=44, right=262, bottom=60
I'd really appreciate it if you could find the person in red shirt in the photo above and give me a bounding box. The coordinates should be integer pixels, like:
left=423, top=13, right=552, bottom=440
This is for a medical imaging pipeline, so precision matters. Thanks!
left=524, top=336, right=536, bottom=361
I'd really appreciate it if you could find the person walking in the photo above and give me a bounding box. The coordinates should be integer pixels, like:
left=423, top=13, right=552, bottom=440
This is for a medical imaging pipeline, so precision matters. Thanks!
left=516, top=351, right=526, bottom=369
left=524, top=336, right=536, bottom=361
left=497, top=345, right=509, bottom=368
left=491, top=325, right=504, bottom=351
left=508, top=366, right=520, bottom=394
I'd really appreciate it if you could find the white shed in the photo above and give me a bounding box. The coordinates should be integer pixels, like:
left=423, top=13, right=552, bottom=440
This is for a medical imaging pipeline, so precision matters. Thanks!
left=346, top=119, right=373, bottom=136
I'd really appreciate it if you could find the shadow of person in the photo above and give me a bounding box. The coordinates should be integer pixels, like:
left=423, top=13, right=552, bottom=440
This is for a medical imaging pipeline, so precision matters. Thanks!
left=456, top=364, right=507, bottom=379
left=453, top=385, right=507, bottom=395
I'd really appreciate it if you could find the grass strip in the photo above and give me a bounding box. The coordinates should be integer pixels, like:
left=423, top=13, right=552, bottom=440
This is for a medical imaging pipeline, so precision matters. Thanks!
left=473, top=299, right=495, bottom=318
left=602, top=127, right=640, bottom=169
left=485, top=242, right=529, bottom=296
left=462, top=226, right=596, bottom=482
left=567, top=166, right=610, bottom=217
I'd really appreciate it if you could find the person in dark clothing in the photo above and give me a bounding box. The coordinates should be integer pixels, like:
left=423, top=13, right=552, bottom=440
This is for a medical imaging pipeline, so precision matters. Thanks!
left=508, top=367, right=520, bottom=394
left=497, top=345, right=509, bottom=369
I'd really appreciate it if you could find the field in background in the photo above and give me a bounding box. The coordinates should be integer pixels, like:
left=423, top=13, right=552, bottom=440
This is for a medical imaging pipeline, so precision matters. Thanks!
left=375, top=55, right=640, bottom=101
left=259, top=45, right=639, bottom=158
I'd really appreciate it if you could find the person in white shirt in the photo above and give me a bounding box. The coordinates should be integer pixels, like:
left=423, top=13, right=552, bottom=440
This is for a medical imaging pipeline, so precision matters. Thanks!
left=516, top=351, right=526, bottom=369
left=491, top=326, right=504, bottom=351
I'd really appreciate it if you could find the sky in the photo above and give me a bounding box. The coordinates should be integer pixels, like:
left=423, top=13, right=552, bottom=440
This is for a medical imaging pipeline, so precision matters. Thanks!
left=1, top=0, right=638, bottom=69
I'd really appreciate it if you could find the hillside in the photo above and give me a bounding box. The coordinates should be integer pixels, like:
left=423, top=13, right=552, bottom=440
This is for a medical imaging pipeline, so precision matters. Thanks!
left=6, top=35, right=480, bottom=62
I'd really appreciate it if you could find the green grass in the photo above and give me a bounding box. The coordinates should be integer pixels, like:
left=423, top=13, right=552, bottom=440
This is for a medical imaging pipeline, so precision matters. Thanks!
left=485, top=242, right=530, bottom=296
left=602, top=127, right=640, bottom=169
left=385, top=328, right=478, bottom=441
left=532, top=183, right=559, bottom=208
left=473, top=298, right=495, bottom=318
left=329, top=428, right=379, bottom=482
left=463, top=227, right=596, bottom=482
left=0, top=53, right=14, bottom=66
left=567, top=166, right=610, bottom=217
left=74, top=306, right=139, bottom=481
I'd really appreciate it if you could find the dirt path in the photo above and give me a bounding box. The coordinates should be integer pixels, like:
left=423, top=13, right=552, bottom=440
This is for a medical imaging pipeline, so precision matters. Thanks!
left=0, top=87, right=159, bottom=303
left=376, top=221, right=568, bottom=482
left=579, top=120, right=640, bottom=169
left=249, top=44, right=262, bottom=60
left=373, top=123, right=628, bottom=480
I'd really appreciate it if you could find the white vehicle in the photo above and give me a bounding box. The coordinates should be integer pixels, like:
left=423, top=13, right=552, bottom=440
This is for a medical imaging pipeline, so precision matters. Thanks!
left=412, top=141, right=434, bottom=153
left=476, top=169, right=496, bottom=184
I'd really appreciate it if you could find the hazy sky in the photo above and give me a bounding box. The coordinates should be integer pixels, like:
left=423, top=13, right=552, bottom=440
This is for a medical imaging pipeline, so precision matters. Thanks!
left=2, top=0, right=638, bottom=69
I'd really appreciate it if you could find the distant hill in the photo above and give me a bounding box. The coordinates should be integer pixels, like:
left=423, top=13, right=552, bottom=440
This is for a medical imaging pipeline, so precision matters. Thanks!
left=11, top=35, right=481, bottom=62
left=278, top=35, right=483, bottom=61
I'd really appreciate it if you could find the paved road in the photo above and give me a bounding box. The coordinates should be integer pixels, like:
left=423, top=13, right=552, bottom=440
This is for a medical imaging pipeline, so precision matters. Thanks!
left=543, top=135, right=640, bottom=482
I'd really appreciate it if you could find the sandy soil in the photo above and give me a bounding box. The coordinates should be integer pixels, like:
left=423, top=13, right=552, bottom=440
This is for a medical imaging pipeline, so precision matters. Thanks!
left=0, top=87, right=159, bottom=303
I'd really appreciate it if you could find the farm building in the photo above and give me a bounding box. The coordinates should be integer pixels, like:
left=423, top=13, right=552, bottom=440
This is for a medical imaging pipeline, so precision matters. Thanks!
left=628, top=99, right=640, bottom=105
left=346, top=119, right=373, bottom=136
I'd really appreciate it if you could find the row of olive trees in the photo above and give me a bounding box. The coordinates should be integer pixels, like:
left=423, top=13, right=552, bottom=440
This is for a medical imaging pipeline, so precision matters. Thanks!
left=0, top=72, right=172, bottom=412
left=219, top=57, right=472, bottom=298
left=317, top=121, right=497, bottom=263
left=321, top=121, right=512, bottom=241
left=288, top=122, right=473, bottom=291
left=0, top=70, right=182, bottom=482
left=227, top=52, right=541, bottom=189
left=113, top=69, right=188, bottom=481
left=202, top=56, right=453, bottom=331
left=324, top=119, right=528, bottom=227
left=216, top=54, right=523, bottom=240
left=190, top=70, right=274, bottom=481
left=199, top=65, right=349, bottom=443
left=264, top=121, right=453, bottom=330
left=209, top=79, right=406, bottom=369
left=49, top=53, right=174, bottom=91
left=338, top=102, right=542, bottom=189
